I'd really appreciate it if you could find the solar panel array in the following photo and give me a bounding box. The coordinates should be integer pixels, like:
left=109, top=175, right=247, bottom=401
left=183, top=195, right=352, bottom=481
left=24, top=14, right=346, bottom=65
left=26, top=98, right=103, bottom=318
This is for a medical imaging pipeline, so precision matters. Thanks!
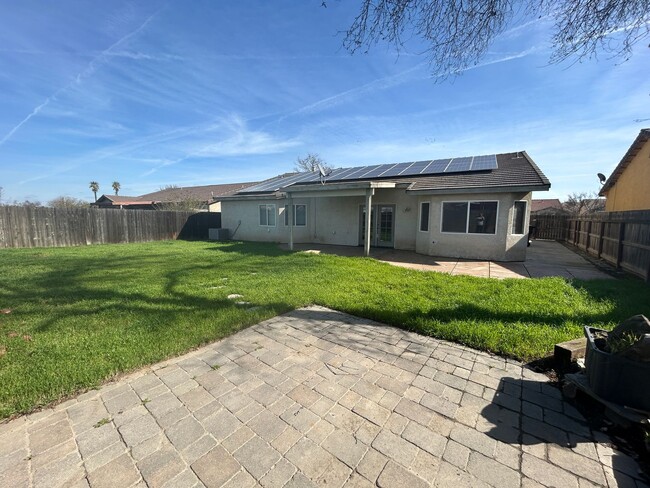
left=240, top=154, right=498, bottom=193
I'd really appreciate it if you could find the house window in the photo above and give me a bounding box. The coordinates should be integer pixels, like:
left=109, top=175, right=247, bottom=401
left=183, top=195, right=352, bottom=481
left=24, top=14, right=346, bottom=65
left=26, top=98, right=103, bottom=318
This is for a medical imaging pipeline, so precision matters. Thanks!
left=513, top=201, right=527, bottom=234
left=284, top=204, right=307, bottom=226
left=441, top=202, right=468, bottom=233
left=259, top=204, right=276, bottom=226
left=441, top=201, right=498, bottom=234
left=419, top=202, right=430, bottom=232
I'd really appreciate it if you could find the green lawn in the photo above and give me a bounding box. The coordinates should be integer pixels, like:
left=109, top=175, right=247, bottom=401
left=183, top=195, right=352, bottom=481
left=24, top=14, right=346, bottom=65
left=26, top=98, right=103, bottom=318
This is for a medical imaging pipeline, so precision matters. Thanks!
left=0, top=240, right=648, bottom=419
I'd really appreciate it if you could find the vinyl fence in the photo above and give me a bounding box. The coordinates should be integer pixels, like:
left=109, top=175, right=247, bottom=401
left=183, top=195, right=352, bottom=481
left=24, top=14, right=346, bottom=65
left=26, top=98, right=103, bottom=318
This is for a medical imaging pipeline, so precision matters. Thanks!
left=0, top=206, right=221, bottom=248
left=533, top=211, right=650, bottom=281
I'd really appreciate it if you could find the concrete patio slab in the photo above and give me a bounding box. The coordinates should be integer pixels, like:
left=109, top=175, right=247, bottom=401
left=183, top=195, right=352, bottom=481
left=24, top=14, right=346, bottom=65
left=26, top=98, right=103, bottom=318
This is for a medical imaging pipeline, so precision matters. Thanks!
left=1, top=307, right=644, bottom=488
left=281, top=240, right=614, bottom=280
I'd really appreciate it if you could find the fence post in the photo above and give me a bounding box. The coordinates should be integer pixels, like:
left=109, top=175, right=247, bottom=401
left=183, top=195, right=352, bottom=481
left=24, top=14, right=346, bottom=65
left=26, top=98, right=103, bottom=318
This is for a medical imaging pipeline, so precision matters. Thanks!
left=616, top=221, right=626, bottom=269
left=597, top=220, right=605, bottom=258
left=586, top=220, right=592, bottom=253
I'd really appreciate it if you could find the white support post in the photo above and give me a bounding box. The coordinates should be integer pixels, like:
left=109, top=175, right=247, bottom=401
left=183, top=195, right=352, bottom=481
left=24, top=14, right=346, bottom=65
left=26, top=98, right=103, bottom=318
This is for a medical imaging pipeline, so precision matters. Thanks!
left=364, top=189, right=373, bottom=257
left=288, top=194, right=294, bottom=251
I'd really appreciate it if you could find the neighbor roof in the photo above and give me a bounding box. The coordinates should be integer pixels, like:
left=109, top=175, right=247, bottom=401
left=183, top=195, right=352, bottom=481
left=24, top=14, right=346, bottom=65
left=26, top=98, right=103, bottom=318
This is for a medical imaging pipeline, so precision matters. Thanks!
left=94, top=195, right=152, bottom=205
left=531, top=199, right=563, bottom=212
left=138, top=182, right=258, bottom=203
left=600, top=129, right=650, bottom=196
left=232, top=152, right=549, bottom=196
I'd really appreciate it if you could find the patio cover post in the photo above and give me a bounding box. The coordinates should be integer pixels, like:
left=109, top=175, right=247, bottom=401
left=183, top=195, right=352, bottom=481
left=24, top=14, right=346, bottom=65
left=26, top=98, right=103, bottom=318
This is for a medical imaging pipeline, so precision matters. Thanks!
left=288, top=194, right=294, bottom=251
left=364, top=189, right=373, bottom=257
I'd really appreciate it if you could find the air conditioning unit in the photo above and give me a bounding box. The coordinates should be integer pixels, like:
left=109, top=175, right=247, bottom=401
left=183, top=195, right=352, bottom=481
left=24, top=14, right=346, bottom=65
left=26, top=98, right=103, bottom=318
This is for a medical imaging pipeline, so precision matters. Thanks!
left=208, top=228, right=230, bottom=241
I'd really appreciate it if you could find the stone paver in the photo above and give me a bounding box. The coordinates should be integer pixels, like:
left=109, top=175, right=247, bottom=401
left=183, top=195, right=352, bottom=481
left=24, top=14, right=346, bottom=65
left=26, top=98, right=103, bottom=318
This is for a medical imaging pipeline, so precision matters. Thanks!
left=0, top=307, right=647, bottom=488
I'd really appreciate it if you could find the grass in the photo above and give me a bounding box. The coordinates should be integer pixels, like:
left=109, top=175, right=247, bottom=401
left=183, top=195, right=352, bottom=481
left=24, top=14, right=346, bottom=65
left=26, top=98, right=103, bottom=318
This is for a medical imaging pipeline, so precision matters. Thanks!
left=0, top=240, right=648, bottom=419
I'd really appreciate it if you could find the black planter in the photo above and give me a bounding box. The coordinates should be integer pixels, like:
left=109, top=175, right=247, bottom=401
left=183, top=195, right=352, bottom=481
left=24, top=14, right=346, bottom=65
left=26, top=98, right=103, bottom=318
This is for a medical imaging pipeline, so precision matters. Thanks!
left=584, top=326, right=650, bottom=411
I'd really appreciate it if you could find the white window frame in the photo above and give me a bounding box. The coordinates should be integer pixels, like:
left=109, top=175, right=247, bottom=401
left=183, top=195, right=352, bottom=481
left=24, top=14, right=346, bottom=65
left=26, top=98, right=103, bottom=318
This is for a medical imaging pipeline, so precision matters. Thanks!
left=440, top=200, right=499, bottom=235
left=419, top=201, right=430, bottom=232
left=259, top=204, right=276, bottom=227
left=284, top=204, right=307, bottom=227
left=512, top=200, right=527, bottom=235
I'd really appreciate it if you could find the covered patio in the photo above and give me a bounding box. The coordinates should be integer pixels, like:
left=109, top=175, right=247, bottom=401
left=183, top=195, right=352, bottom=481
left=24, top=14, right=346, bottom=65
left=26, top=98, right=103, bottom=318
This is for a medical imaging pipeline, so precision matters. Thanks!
left=280, top=240, right=614, bottom=280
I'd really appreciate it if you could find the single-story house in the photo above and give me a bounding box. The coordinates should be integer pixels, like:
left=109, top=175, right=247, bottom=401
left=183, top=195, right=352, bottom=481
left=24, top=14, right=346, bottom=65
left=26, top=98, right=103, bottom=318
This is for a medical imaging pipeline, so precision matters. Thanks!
left=91, top=195, right=157, bottom=209
left=220, top=151, right=550, bottom=261
left=599, top=128, right=650, bottom=211
left=531, top=199, right=567, bottom=216
left=91, top=182, right=257, bottom=211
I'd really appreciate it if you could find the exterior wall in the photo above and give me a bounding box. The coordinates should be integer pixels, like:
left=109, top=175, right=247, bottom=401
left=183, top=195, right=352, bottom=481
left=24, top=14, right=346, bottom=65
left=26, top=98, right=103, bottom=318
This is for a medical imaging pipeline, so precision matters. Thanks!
left=416, top=191, right=531, bottom=261
left=208, top=201, right=221, bottom=212
left=605, top=141, right=650, bottom=211
left=221, top=190, right=531, bottom=261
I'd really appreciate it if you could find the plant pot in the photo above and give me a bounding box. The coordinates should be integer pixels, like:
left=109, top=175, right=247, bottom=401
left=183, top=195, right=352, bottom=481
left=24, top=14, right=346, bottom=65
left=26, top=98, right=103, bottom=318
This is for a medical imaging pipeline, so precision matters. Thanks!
left=584, top=326, right=650, bottom=411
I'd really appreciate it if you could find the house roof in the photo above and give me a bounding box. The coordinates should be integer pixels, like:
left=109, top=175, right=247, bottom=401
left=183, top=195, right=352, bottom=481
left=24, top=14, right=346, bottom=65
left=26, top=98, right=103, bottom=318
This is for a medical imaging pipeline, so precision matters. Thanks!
left=138, top=182, right=258, bottom=203
left=94, top=195, right=153, bottom=205
left=531, top=199, right=563, bottom=212
left=231, top=152, right=549, bottom=196
left=600, top=129, right=650, bottom=196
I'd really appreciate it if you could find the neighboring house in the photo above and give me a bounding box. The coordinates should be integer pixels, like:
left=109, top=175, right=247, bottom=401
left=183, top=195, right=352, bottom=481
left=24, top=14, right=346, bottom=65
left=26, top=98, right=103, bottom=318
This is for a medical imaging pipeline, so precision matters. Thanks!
left=138, top=182, right=257, bottom=211
left=90, top=182, right=257, bottom=210
left=220, top=152, right=550, bottom=261
left=530, top=199, right=567, bottom=216
left=599, top=129, right=650, bottom=211
left=91, top=195, right=156, bottom=209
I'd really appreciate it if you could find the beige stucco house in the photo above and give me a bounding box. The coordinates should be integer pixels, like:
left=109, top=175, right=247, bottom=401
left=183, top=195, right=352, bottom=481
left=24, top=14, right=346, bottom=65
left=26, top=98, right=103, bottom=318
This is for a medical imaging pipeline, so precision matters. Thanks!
left=220, top=152, right=550, bottom=261
left=599, top=129, right=650, bottom=211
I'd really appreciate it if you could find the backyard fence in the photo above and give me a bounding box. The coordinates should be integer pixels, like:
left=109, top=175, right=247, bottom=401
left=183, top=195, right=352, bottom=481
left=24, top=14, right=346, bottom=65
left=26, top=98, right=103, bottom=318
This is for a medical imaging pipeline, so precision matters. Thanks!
left=533, top=211, right=650, bottom=281
left=0, top=206, right=221, bottom=248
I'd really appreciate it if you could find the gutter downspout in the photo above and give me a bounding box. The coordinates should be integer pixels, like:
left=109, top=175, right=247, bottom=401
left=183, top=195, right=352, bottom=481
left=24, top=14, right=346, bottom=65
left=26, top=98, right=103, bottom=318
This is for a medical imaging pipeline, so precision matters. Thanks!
left=364, top=189, right=373, bottom=257
left=288, top=194, right=294, bottom=251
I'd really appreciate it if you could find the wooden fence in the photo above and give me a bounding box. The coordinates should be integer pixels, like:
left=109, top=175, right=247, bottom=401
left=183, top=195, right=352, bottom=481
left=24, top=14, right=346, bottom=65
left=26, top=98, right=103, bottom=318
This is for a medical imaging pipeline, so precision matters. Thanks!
left=0, top=206, right=221, bottom=248
left=533, top=211, right=650, bottom=281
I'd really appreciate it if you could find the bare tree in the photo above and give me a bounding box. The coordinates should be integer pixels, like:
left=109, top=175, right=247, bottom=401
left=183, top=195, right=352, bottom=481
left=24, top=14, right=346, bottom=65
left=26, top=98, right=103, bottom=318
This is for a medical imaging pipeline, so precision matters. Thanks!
left=295, top=153, right=332, bottom=173
left=563, top=192, right=605, bottom=215
left=89, top=181, right=100, bottom=202
left=48, top=196, right=89, bottom=208
left=153, top=188, right=204, bottom=211
left=343, top=0, right=650, bottom=77
left=0, top=186, right=3, bottom=205
left=112, top=181, right=121, bottom=196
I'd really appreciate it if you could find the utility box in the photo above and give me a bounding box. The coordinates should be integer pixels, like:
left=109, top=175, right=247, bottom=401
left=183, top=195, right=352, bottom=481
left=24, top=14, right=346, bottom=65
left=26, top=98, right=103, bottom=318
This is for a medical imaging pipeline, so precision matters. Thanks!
left=208, top=228, right=229, bottom=241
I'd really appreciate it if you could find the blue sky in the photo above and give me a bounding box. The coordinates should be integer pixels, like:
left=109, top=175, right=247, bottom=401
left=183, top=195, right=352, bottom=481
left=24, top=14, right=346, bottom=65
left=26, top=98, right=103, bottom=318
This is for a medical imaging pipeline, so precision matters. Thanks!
left=0, top=1, right=648, bottom=204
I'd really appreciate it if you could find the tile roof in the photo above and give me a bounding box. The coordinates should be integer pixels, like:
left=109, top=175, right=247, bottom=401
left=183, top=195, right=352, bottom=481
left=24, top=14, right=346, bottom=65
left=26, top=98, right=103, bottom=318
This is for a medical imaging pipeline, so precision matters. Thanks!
left=531, top=199, right=563, bottom=212
left=234, top=152, right=549, bottom=195
left=138, top=182, right=258, bottom=203
left=401, top=152, right=549, bottom=192
left=599, top=129, right=650, bottom=196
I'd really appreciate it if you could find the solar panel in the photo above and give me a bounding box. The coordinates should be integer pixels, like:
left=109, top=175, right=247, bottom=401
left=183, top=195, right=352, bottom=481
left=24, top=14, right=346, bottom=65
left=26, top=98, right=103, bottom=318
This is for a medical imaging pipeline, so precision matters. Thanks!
left=237, top=153, right=498, bottom=193
left=380, top=162, right=413, bottom=177
left=425, top=159, right=451, bottom=173
left=357, top=164, right=390, bottom=178
left=400, top=161, right=430, bottom=176
left=445, top=157, right=472, bottom=173
left=470, top=154, right=498, bottom=170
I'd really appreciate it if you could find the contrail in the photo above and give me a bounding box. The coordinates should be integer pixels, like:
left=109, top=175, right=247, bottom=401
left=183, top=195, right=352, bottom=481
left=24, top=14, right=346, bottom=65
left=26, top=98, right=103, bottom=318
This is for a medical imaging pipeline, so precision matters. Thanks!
left=0, top=10, right=159, bottom=148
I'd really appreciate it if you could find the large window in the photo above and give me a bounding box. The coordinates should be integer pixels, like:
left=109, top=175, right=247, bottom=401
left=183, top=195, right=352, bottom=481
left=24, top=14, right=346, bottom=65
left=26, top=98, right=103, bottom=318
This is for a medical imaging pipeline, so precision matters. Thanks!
left=513, top=201, right=527, bottom=235
left=419, top=202, right=430, bottom=232
left=259, top=204, right=276, bottom=226
left=441, top=201, right=498, bottom=234
left=284, top=204, right=306, bottom=226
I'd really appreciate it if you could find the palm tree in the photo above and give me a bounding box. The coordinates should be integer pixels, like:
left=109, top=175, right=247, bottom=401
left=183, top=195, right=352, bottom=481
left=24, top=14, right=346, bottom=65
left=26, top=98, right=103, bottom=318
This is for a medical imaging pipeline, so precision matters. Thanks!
left=89, top=181, right=99, bottom=202
left=112, top=181, right=121, bottom=196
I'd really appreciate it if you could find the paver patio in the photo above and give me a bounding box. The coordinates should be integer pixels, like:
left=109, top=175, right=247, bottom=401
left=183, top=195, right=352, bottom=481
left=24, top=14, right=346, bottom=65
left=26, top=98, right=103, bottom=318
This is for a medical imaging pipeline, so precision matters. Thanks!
left=1, top=307, right=646, bottom=488
left=282, top=240, right=614, bottom=280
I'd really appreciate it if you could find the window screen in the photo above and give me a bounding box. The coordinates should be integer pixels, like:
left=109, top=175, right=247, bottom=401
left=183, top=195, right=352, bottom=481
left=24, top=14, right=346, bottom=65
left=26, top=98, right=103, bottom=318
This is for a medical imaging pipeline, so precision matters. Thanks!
left=419, top=202, right=430, bottom=232
left=284, top=204, right=306, bottom=226
left=513, top=201, right=526, bottom=234
left=468, top=202, right=497, bottom=234
left=259, top=205, right=275, bottom=226
left=441, top=202, right=468, bottom=233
